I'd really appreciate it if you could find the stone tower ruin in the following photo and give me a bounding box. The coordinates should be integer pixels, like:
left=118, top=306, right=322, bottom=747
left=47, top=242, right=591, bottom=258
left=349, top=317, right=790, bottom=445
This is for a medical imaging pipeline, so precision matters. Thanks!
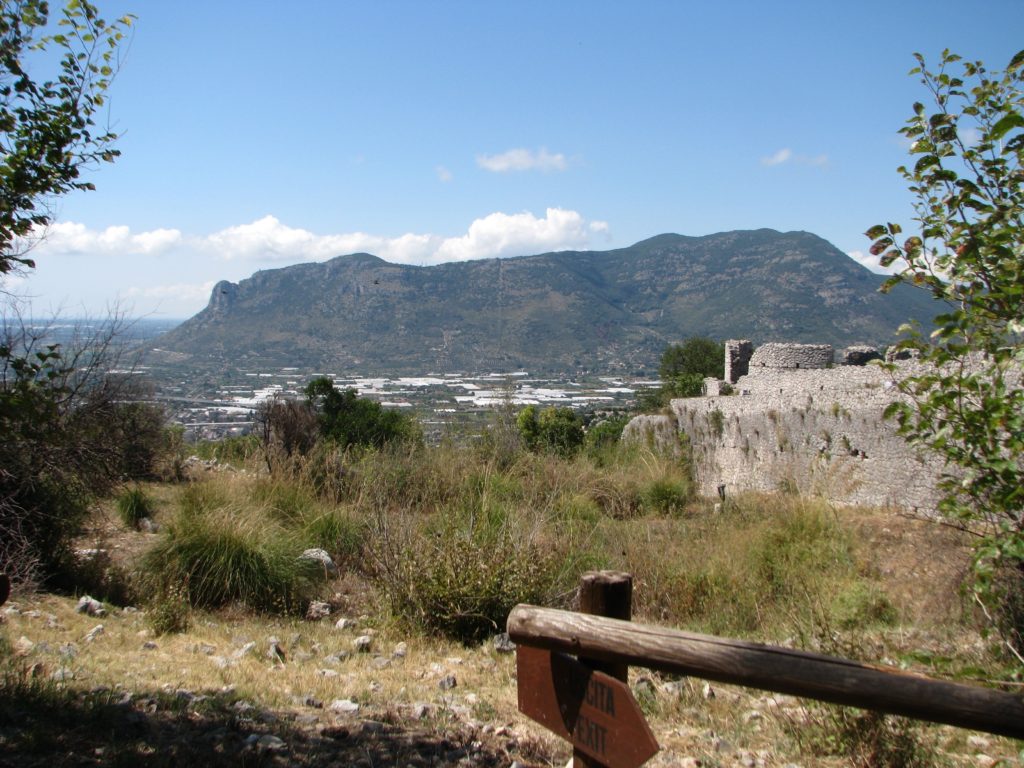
left=724, top=339, right=753, bottom=384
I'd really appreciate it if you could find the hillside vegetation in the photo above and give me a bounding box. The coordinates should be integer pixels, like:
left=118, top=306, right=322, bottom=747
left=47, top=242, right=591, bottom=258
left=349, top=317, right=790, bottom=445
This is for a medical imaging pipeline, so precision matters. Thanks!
left=2, top=416, right=1021, bottom=766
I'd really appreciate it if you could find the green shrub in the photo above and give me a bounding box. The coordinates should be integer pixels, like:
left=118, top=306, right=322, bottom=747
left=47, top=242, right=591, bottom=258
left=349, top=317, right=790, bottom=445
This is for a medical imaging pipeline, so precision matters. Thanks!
left=584, top=415, right=630, bottom=464
left=640, top=478, right=691, bottom=515
left=383, top=533, right=556, bottom=644
left=707, top=408, right=724, bottom=438
left=625, top=497, right=879, bottom=635
left=176, top=481, right=229, bottom=519
left=789, top=707, right=939, bottom=768
left=147, top=582, right=191, bottom=635
left=116, top=486, right=155, bottom=529
left=517, top=405, right=584, bottom=458
left=832, top=583, right=899, bottom=629
left=249, top=478, right=316, bottom=524
left=141, top=509, right=322, bottom=614
left=191, top=434, right=260, bottom=466
left=305, top=378, right=421, bottom=450
left=297, top=441, right=352, bottom=501
left=302, top=511, right=364, bottom=565
left=71, top=549, right=136, bottom=607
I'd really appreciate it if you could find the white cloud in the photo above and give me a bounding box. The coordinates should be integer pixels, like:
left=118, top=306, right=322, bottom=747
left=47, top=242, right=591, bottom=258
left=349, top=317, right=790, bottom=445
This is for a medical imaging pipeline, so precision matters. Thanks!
left=847, top=249, right=898, bottom=275
left=435, top=208, right=594, bottom=261
left=125, top=280, right=218, bottom=302
left=761, top=148, right=829, bottom=168
left=34, top=221, right=183, bottom=255
left=761, top=148, right=792, bottom=166
left=22, top=203, right=607, bottom=269
left=436, top=165, right=453, bottom=182
left=476, top=147, right=568, bottom=173
left=201, top=216, right=440, bottom=264
left=198, top=210, right=603, bottom=266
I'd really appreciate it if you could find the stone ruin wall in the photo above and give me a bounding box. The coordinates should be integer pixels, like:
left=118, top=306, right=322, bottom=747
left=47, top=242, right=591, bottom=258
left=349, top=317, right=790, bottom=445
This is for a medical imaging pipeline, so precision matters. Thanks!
left=624, top=341, right=947, bottom=512
left=748, top=342, right=834, bottom=371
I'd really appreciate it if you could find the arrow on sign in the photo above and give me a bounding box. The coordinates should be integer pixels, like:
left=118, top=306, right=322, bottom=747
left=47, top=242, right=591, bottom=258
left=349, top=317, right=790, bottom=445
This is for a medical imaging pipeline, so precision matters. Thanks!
left=516, top=645, right=659, bottom=768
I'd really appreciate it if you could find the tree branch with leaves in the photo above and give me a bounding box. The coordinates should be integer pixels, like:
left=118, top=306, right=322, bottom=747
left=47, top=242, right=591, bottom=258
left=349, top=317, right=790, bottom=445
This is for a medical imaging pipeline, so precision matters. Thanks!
left=0, top=0, right=134, bottom=274
left=867, top=48, right=1024, bottom=659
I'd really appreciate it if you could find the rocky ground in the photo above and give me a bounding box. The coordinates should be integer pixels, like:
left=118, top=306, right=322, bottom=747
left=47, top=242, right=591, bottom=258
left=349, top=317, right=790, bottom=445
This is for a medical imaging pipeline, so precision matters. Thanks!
left=2, top=590, right=1020, bottom=768
left=2, top=496, right=1021, bottom=767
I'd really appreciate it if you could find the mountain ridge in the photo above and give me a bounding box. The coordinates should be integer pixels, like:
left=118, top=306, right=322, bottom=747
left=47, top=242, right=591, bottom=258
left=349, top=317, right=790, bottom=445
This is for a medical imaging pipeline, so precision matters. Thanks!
left=150, top=229, right=938, bottom=374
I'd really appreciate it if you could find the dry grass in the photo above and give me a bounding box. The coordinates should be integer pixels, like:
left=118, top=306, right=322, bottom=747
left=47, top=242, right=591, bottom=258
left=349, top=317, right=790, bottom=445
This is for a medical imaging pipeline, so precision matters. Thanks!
left=4, top=444, right=1021, bottom=766
left=2, top=583, right=1019, bottom=767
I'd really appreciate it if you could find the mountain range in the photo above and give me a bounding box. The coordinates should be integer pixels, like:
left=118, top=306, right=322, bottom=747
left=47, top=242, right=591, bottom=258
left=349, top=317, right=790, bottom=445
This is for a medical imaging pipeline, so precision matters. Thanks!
left=149, top=229, right=939, bottom=374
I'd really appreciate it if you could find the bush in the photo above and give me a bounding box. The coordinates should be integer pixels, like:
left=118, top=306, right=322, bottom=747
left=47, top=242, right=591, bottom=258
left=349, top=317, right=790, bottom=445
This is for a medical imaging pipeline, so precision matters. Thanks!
left=517, top=405, right=584, bottom=457
left=302, top=511, right=364, bottom=566
left=381, top=531, right=556, bottom=644
left=141, top=506, right=323, bottom=614
left=789, top=706, right=939, bottom=768
left=306, top=377, right=421, bottom=450
left=584, top=414, right=630, bottom=459
left=0, top=316, right=168, bottom=586
left=146, top=582, right=192, bottom=636
left=623, top=496, right=886, bottom=635
left=190, top=434, right=261, bottom=467
left=254, top=395, right=319, bottom=472
left=640, top=477, right=691, bottom=515
left=832, top=583, right=899, bottom=629
left=248, top=477, right=316, bottom=524
left=116, top=486, right=155, bottom=529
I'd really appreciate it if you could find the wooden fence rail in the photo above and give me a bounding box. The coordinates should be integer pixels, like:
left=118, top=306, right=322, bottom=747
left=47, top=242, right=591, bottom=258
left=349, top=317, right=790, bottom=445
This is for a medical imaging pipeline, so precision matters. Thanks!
left=507, top=603, right=1024, bottom=741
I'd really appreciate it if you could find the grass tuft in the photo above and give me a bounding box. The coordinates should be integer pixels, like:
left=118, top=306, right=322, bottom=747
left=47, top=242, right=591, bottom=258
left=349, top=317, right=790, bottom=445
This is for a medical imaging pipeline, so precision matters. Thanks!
left=115, top=486, right=155, bottom=529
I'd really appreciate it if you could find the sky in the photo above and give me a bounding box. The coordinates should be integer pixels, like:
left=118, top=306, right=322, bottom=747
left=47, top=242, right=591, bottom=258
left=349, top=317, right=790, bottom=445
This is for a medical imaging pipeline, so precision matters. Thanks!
left=5, top=0, right=1024, bottom=319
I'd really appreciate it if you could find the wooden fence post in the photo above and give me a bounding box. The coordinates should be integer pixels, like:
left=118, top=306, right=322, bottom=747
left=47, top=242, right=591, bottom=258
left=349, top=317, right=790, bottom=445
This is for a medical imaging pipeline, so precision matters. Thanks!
left=575, top=571, right=633, bottom=767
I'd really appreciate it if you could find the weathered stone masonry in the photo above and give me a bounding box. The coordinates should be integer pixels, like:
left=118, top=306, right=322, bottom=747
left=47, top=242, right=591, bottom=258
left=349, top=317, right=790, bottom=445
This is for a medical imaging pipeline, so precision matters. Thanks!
left=624, top=341, right=947, bottom=512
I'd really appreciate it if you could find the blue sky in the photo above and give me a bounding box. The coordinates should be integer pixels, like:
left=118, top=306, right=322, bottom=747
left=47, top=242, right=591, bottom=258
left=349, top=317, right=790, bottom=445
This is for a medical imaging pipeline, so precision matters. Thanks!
left=7, top=0, right=1024, bottom=318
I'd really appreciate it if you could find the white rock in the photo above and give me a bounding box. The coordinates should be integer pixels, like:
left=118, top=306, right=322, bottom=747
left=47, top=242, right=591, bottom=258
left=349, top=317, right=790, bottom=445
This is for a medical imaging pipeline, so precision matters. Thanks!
left=353, top=635, right=373, bottom=653
left=329, top=698, right=360, bottom=714
left=300, top=548, right=339, bottom=577
left=438, top=674, right=457, bottom=691
left=75, top=596, right=106, bottom=617
left=232, top=641, right=256, bottom=659
left=305, top=600, right=331, bottom=621
left=255, top=734, right=287, bottom=753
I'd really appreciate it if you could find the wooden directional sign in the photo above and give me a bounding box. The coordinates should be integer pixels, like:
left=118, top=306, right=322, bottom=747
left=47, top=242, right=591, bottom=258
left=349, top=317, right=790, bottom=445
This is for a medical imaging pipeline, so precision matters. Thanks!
left=516, top=645, right=658, bottom=768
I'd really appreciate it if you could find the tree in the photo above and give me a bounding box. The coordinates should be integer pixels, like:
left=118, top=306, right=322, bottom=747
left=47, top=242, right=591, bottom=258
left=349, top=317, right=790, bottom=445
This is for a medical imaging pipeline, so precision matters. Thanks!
left=1, top=312, right=166, bottom=586
left=639, top=337, right=725, bottom=409
left=254, top=393, right=318, bottom=472
left=659, top=336, right=725, bottom=382
left=866, top=48, right=1024, bottom=658
left=1, top=0, right=133, bottom=274
left=304, top=377, right=419, bottom=450
left=0, top=1, right=135, bottom=586
left=516, top=404, right=584, bottom=458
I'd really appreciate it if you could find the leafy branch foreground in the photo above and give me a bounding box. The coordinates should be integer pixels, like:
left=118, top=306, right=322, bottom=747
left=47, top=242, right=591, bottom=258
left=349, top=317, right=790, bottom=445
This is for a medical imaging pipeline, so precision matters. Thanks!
left=867, top=48, right=1024, bottom=659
